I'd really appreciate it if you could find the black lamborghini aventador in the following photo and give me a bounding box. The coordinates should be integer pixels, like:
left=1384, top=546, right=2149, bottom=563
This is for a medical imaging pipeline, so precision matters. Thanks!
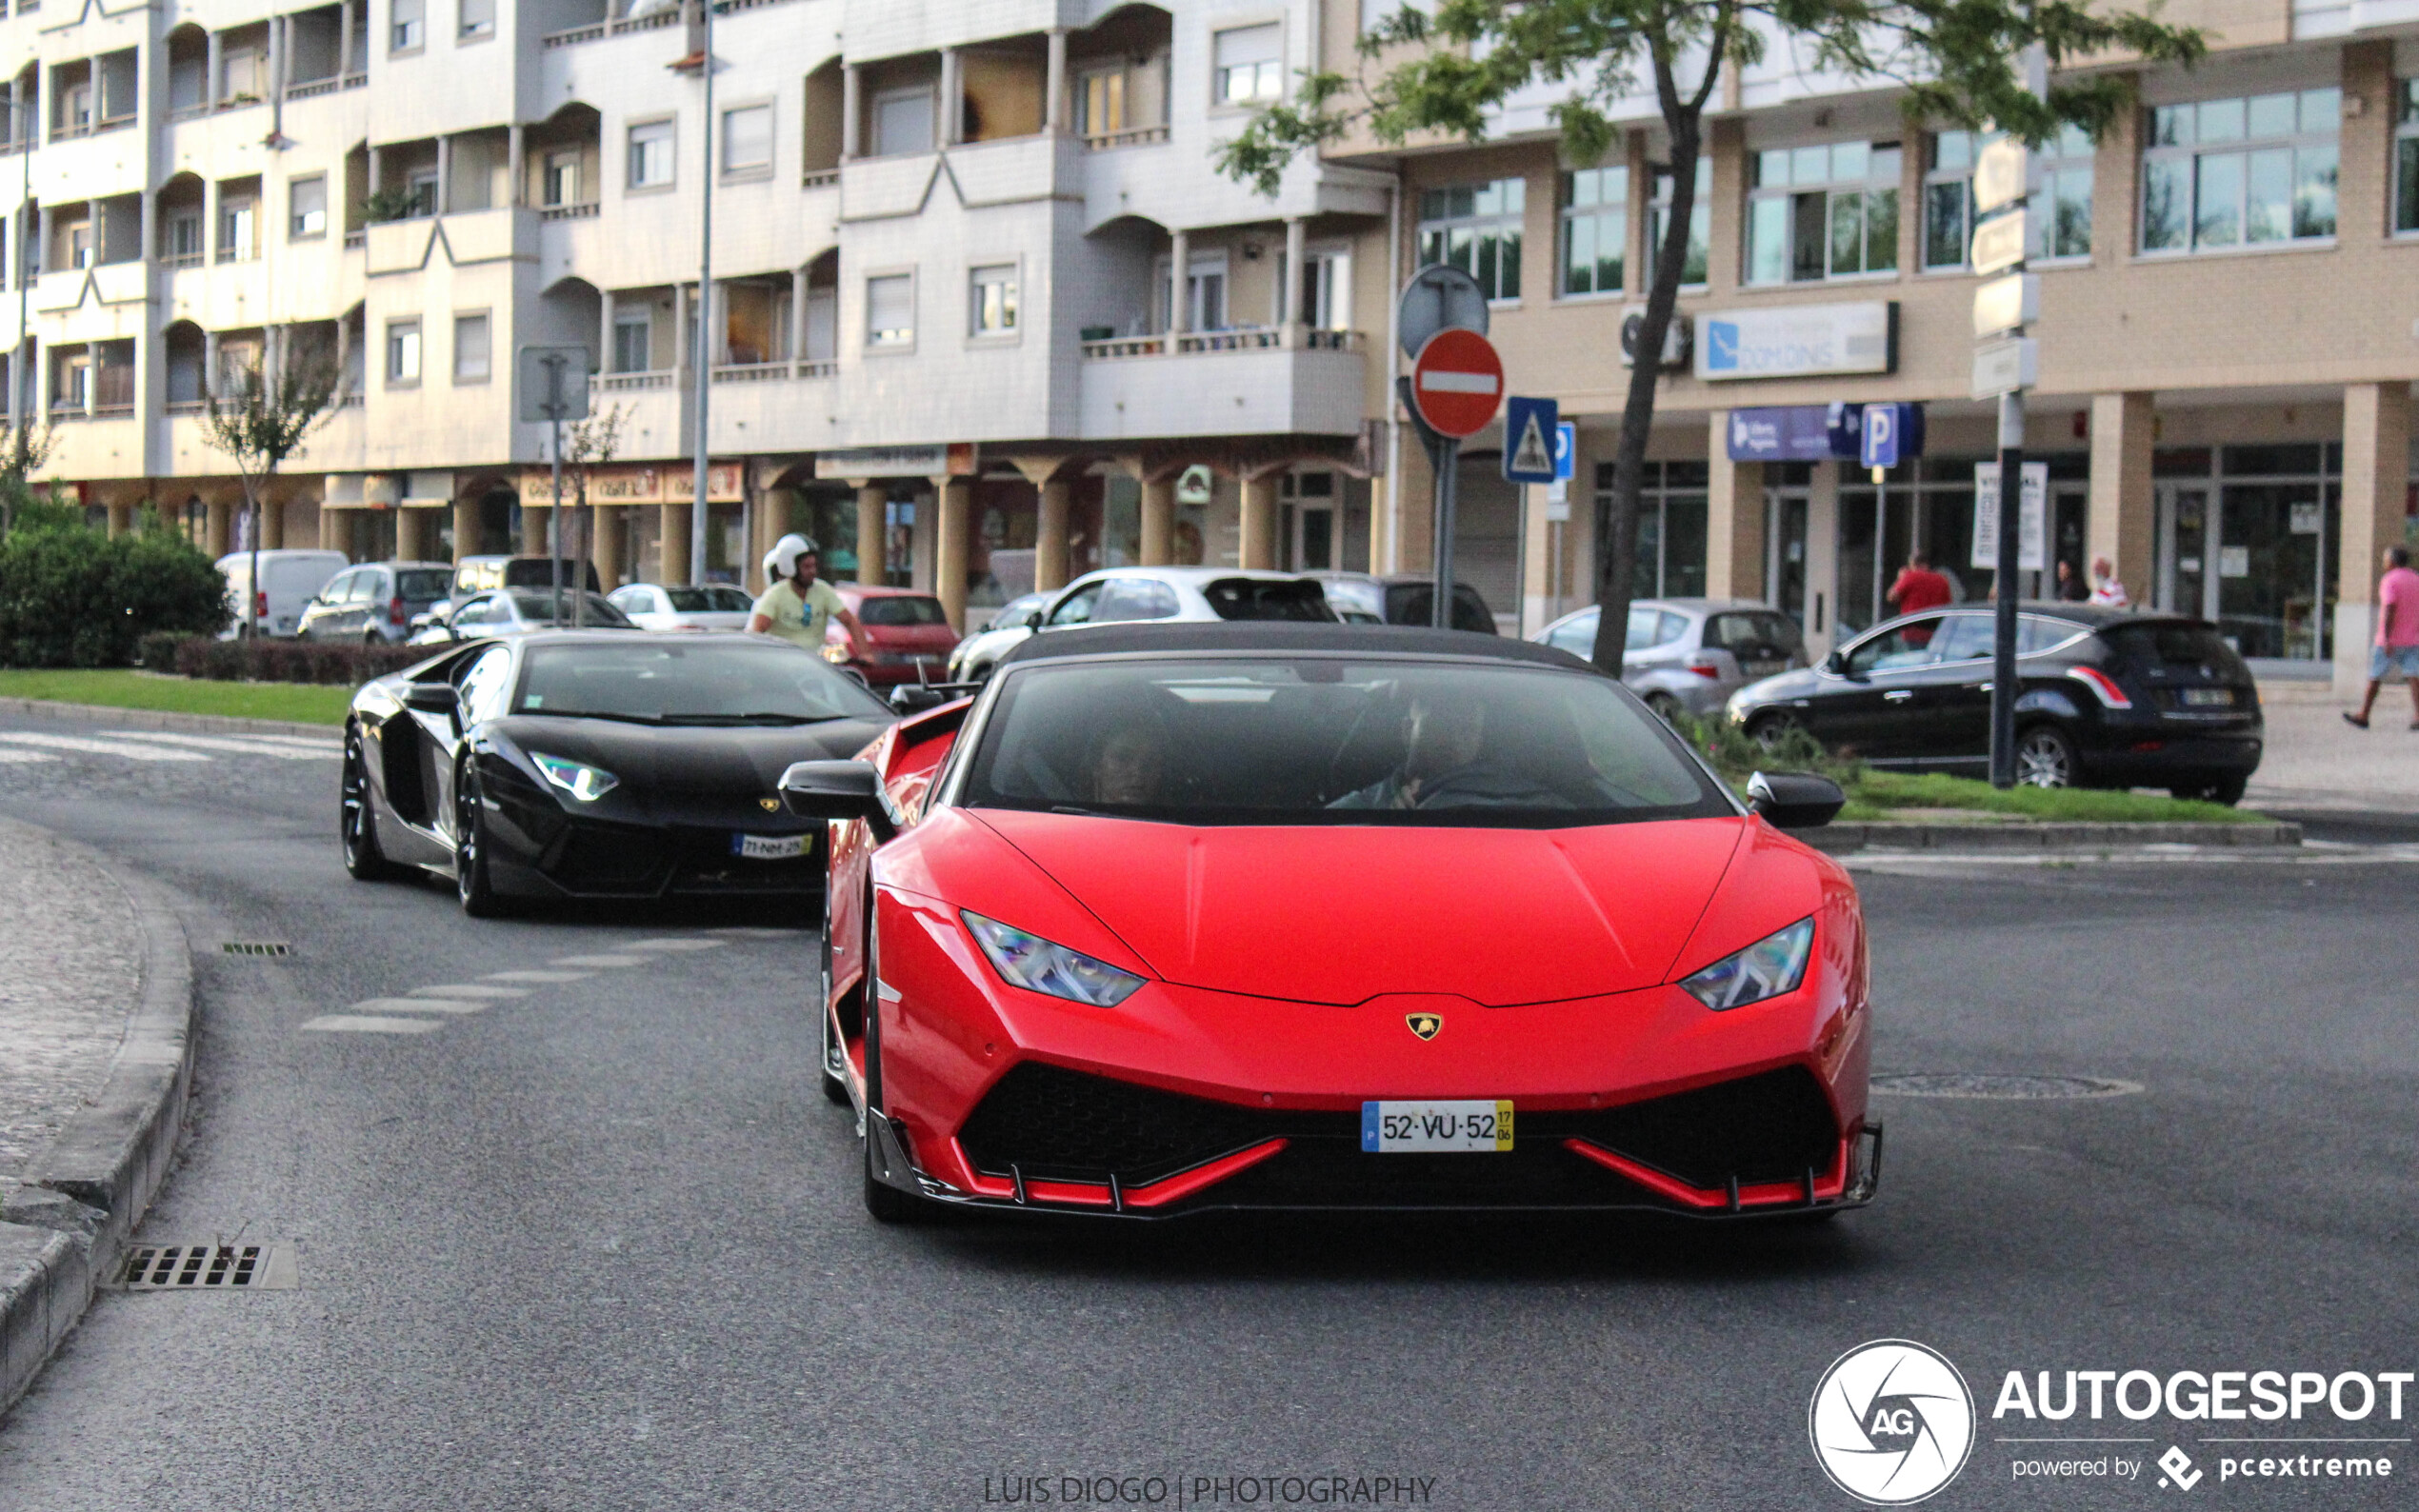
left=340, top=631, right=897, bottom=915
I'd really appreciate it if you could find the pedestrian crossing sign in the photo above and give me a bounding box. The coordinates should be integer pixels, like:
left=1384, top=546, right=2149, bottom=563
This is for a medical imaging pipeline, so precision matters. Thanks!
left=1502, top=395, right=1559, bottom=484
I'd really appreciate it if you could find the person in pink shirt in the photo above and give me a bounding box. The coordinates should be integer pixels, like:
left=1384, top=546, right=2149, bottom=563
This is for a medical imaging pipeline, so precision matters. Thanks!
left=2346, top=545, right=2419, bottom=729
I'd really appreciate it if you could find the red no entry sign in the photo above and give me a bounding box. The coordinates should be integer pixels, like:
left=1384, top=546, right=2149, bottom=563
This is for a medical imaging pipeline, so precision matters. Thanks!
left=1409, top=328, right=1505, bottom=439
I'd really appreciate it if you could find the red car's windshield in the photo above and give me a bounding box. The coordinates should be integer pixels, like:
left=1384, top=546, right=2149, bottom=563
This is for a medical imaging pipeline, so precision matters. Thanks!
left=961, top=658, right=1729, bottom=826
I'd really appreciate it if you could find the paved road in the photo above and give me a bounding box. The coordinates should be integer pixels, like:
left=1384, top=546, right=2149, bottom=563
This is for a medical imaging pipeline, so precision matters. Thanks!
left=0, top=705, right=2411, bottom=1510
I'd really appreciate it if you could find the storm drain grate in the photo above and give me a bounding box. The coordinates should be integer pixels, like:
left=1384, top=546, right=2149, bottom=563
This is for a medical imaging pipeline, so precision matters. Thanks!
left=115, top=1243, right=297, bottom=1290
left=1872, top=1073, right=2144, bottom=1101
left=222, top=941, right=291, bottom=958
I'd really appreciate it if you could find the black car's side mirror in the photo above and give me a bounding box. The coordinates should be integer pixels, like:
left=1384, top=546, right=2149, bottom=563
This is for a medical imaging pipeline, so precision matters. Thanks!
left=1823, top=648, right=1859, bottom=679
left=1022, top=608, right=1048, bottom=628
left=1746, top=770, right=1846, bottom=830
left=403, top=682, right=458, bottom=714
left=780, top=759, right=899, bottom=843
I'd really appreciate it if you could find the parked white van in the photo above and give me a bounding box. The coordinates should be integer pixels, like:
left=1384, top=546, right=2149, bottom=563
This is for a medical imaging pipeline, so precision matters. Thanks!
left=215, top=550, right=349, bottom=639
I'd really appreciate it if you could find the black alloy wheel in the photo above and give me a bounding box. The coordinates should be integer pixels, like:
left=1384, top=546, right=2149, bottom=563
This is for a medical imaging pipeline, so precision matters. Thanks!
left=340, top=727, right=402, bottom=882
left=2014, top=725, right=2078, bottom=788
left=2172, top=775, right=2249, bottom=806
left=858, top=906, right=926, bottom=1224
left=363, top=629, right=384, bottom=647
left=1645, top=691, right=1684, bottom=724
left=1748, top=711, right=1804, bottom=752
left=453, top=761, right=506, bottom=917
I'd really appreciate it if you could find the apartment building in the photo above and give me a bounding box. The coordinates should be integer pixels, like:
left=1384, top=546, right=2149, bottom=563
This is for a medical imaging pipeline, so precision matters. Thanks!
left=1325, top=0, right=2419, bottom=690
left=14, top=0, right=1398, bottom=628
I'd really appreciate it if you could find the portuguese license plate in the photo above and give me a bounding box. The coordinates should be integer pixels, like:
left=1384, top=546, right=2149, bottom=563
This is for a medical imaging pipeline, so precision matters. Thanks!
left=1743, top=659, right=1785, bottom=679
left=731, top=832, right=810, bottom=861
left=2181, top=687, right=2234, bottom=706
left=1361, top=1100, right=1514, bottom=1153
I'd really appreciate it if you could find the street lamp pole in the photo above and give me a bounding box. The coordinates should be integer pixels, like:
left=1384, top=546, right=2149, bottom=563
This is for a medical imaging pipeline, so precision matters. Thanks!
left=685, top=0, right=714, bottom=587
left=12, top=97, right=32, bottom=487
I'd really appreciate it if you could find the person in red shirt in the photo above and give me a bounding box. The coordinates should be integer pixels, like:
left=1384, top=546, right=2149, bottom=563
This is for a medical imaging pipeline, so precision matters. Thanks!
left=1887, top=552, right=1953, bottom=614
left=2346, top=545, right=2419, bottom=729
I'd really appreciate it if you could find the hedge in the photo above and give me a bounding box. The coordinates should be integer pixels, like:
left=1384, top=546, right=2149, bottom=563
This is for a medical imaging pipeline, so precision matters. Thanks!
left=0, top=522, right=229, bottom=667
left=143, top=633, right=430, bottom=685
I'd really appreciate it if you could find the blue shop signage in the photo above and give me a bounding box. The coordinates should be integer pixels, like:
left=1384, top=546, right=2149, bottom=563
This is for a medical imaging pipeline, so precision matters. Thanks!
left=1724, top=402, right=1925, bottom=464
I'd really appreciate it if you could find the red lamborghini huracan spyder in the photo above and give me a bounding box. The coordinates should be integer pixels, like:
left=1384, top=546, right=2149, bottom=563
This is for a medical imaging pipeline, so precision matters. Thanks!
left=783, top=622, right=1880, bottom=1223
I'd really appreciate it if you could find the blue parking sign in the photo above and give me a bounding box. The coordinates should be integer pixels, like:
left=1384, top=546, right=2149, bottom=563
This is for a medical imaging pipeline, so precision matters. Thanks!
left=1502, top=396, right=1559, bottom=484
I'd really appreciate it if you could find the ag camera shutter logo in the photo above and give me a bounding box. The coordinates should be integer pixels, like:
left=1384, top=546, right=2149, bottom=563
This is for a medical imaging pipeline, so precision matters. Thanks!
left=1809, top=1340, right=1977, bottom=1504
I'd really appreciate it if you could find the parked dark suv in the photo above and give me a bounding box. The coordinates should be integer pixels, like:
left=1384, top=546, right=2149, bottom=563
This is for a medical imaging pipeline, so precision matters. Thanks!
left=1725, top=604, right=2262, bottom=802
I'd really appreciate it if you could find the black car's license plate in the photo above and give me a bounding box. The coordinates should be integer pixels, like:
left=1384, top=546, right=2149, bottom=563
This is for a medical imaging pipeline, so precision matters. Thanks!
left=2181, top=688, right=2233, bottom=707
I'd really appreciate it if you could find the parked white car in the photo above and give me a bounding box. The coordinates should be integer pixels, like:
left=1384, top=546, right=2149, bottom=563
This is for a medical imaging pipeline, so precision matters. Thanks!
left=1533, top=598, right=1809, bottom=719
left=606, top=582, right=757, bottom=632
left=945, top=567, right=1335, bottom=682
left=215, top=549, right=349, bottom=639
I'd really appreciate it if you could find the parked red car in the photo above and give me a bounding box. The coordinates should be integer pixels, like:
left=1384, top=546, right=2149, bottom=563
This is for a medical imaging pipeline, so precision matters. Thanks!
left=823, top=585, right=961, bottom=686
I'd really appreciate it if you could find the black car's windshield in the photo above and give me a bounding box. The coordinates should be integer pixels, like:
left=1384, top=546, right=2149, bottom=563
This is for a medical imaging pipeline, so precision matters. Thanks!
left=395, top=569, right=452, bottom=601
left=508, top=591, right=635, bottom=627
left=514, top=640, right=891, bottom=722
left=963, top=658, right=1729, bottom=827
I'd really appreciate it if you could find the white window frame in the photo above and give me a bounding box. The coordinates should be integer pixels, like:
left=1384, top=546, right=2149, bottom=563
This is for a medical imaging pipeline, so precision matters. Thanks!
left=870, top=85, right=936, bottom=158
left=720, top=101, right=773, bottom=179
left=386, top=318, right=422, bottom=387
left=2391, top=79, right=2418, bottom=237
left=2139, top=87, right=2340, bottom=257
left=542, top=149, right=582, bottom=208
left=1558, top=163, right=1628, bottom=299
left=864, top=269, right=915, bottom=352
left=457, top=0, right=494, bottom=40
left=627, top=117, right=675, bottom=191
left=451, top=309, right=490, bottom=384
left=968, top=261, right=1019, bottom=340
left=1415, top=178, right=1526, bottom=304
left=2028, top=125, right=2096, bottom=265
left=390, top=0, right=424, bottom=53
left=289, top=173, right=327, bottom=240
left=1745, top=139, right=1902, bottom=287
left=611, top=309, right=652, bottom=373
left=1211, top=21, right=1284, bottom=109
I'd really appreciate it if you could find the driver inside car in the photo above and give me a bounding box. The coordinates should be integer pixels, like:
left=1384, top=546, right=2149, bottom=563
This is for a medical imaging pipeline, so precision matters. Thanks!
left=1329, top=692, right=1565, bottom=810
left=1083, top=710, right=1172, bottom=806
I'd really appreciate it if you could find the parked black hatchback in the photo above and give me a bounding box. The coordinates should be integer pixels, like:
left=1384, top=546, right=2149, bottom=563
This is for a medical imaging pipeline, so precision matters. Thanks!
left=1725, top=604, right=2263, bottom=803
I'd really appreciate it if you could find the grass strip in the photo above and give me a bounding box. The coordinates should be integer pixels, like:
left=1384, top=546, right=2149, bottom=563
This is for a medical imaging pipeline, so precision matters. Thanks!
left=0, top=668, right=351, bottom=726
left=1838, top=770, right=2264, bottom=825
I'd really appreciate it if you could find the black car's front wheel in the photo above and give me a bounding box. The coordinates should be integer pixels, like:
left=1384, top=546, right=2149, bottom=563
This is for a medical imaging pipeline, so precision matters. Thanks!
left=2172, top=774, right=2249, bottom=806
left=453, top=762, right=508, bottom=917
left=1748, top=711, right=1804, bottom=752
left=340, top=727, right=402, bottom=882
left=2014, top=725, right=2078, bottom=788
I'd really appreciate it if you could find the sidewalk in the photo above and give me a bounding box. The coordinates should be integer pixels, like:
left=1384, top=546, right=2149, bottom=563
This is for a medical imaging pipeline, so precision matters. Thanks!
left=0, top=819, right=143, bottom=1212
left=2248, top=686, right=2419, bottom=814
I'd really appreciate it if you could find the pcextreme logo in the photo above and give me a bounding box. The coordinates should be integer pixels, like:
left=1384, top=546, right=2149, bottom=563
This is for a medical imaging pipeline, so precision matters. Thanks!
left=1810, top=1340, right=1978, bottom=1504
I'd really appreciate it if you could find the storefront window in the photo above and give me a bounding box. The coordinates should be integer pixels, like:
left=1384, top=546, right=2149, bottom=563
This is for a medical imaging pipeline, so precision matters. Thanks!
left=1746, top=140, right=1899, bottom=286
left=2396, top=80, right=2419, bottom=235
left=1417, top=179, right=1524, bottom=301
left=1559, top=165, right=1628, bottom=297
left=1593, top=461, right=1707, bottom=601
left=2141, top=88, right=2338, bottom=254
left=1648, top=159, right=1709, bottom=288
left=2150, top=446, right=2340, bottom=659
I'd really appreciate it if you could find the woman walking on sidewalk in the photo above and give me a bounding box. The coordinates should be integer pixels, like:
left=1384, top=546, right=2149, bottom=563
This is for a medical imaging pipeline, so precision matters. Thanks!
left=2345, top=545, right=2419, bottom=729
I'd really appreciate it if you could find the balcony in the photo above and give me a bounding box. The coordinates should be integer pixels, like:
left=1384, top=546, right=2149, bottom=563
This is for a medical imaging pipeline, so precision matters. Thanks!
left=598, top=368, right=676, bottom=392
left=1082, top=126, right=1169, bottom=152
left=539, top=201, right=598, bottom=222
left=1079, top=328, right=1368, bottom=442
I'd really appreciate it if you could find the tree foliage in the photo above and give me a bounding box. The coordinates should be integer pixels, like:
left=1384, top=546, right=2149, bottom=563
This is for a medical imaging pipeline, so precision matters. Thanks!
left=200, top=348, right=339, bottom=633
left=0, top=517, right=229, bottom=667
left=1219, top=0, right=2202, bottom=673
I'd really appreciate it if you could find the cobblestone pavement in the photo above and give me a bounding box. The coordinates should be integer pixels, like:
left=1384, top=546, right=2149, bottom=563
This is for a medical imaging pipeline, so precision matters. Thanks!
left=0, top=816, right=143, bottom=1207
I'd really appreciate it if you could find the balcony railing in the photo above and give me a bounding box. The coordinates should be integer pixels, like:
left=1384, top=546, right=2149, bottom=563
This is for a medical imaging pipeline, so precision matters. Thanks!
left=165, top=398, right=206, bottom=416
left=801, top=168, right=838, bottom=189
left=1082, top=125, right=1170, bottom=151
left=710, top=361, right=789, bottom=383
left=213, top=93, right=266, bottom=113
left=1083, top=327, right=1365, bottom=360
left=95, top=112, right=136, bottom=135
left=52, top=120, right=91, bottom=142
left=796, top=359, right=837, bottom=379
left=343, top=228, right=365, bottom=248
left=1176, top=327, right=1282, bottom=354
left=285, top=76, right=342, bottom=100
left=164, top=251, right=203, bottom=269
left=1081, top=334, right=1166, bottom=360
left=540, top=201, right=600, bottom=221
left=92, top=402, right=133, bottom=420
left=165, top=104, right=208, bottom=124
left=339, top=390, right=365, bottom=408
left=598, top=368, right=675, bottom=391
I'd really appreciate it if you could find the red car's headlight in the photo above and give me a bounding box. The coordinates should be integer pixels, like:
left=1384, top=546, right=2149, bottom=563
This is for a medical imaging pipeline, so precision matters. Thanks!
left=962, top=910, right=1146, bottom=1008
left=1677, top=918, right=1814, bottom=1010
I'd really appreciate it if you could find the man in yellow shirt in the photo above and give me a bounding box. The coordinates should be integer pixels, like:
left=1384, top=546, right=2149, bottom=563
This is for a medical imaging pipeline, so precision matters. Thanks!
left=749, top=534, right=863, bottom=653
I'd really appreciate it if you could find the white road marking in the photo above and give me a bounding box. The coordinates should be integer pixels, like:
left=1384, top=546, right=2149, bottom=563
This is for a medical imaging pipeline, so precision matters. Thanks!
left=0, top=750, right=59, bottom=763
left=485, top=969, right=593, bottom=983
left=102, top=730, right=338, bottom=759
left=350, top=996, right=486, bottom=1015
left=550, top=953, right=648, bottom=967
left=625, top=938, right=726, bottom=951
left=709, top=926, right=801, bottom=938
left=223, top=731, right=344, bottom=751
left=0, top=732, right=212, bottom=762
left=409, top=984, right=530, bottom=1000
left=301, top=1014, right=444, bottom=1034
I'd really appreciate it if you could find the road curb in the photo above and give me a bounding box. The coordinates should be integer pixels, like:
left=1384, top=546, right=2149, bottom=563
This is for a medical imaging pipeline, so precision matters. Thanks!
left=1807, top=819, right=2303, bottom=853
left=0, top=695, right=335, bottom=738
left=0, top=842, right=196, bottom=1417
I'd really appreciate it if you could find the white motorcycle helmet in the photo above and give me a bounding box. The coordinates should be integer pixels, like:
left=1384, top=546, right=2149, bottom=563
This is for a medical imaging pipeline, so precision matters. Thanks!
left=765, top=533, right=818, bottom=582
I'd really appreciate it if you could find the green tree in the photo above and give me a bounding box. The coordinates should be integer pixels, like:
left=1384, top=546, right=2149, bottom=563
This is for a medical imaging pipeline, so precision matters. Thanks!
left=1220, top=0, right=2202, bottom=672
left=199, top=349, right=338, bottom=636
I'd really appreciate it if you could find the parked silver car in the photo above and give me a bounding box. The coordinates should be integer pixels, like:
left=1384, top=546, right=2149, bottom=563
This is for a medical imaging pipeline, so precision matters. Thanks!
left=297, top=560, right=455, bottom=644
left=1532, top=598, right=1808, bottom=719
left=945, top=567, right=1335, bottom=682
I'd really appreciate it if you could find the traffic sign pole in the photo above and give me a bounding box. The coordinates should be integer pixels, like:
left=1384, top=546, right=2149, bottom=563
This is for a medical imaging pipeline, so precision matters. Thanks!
left=1980, top=50, right=2049, bottom=788
left=1407, top=327, right=1506, bottom=629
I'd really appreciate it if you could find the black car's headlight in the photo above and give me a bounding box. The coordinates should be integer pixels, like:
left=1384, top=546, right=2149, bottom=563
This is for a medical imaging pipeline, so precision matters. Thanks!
left=1677, top=918, right=1815, bottom=1010
left=530, top=753, right=619, bottom=803
left=962, top=911, right=1145, bottom=1007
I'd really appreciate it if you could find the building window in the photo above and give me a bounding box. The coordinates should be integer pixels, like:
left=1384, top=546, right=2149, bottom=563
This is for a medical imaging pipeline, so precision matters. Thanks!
left=458, top=0, right=492, bottom=37
left=872, top=87, right=934, bottom=157
left=969, top=264, right=1017, bottom=336
left=2029, top=124, right=2094, bottom=261
left=722, top=105, right=771, bottom=175
left=61, top=82, right=93, bottom=133
left=1213, top=23, right=1282, bottom=107
left=61, top=219, right=95, bottom=270
left=407, top=170, right=438, bottom=218
left=1593, top=461, right=1709, bottom=600
left=1077, top=66, right=1128, bottom=135
left=452, top=312, right=490, bottom=383
left=1417, top=178, right=1525, bottom=302
left=391, top=0, right=424, bottom=51
left=1922, top=129, right=1981, bottom=269
left=612, top=311, right=652, bottom=373
left=866, top=272, right=913, bottom=348
left=387, top=319, right=421, bottom=385
left=628, top=119, right=674, bottom=189
left=2141, top=88, right=2338, bottom=253
left=2395, top=80, right=2419, bottom=235
left=1559, top=164, right=1627, bottom=297
left=1649, top=158, right=1710, bottom=288
left=1747, top=140, right=1901, bottom=285
left=543, top=150, right=581, bottom=208
left=217, top=197, right=256, bottom=262
left=168, top=212, right=203, bottom=263
left=290, top=174, right=327, bottom=239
